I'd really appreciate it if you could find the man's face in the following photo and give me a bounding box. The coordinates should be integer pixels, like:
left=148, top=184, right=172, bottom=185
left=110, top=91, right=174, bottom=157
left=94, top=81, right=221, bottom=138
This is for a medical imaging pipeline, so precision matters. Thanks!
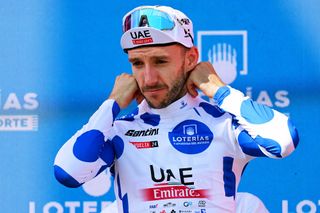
left=128, top=44, right=189, bottom=109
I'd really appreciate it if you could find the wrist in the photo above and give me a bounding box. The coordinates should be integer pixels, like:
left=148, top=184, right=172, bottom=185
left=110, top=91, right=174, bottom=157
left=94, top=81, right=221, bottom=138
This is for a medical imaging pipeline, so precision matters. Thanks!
left=108, top=95, right=124, bottom=109
left=208, top=74, right=226, bottom=98
left=213, top=86, right=230, bottom=106
left=200, top=83, right=224, bottom=99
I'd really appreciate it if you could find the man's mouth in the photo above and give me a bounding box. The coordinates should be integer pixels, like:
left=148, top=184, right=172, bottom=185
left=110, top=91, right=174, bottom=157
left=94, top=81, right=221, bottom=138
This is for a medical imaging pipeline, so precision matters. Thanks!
left=143, top=86, right=167, bottom=94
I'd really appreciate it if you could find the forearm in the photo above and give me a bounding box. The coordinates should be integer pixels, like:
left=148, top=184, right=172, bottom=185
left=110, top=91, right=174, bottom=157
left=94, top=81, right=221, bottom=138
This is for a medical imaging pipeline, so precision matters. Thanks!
left=214, top=86, right=299, bottom=158
left=54, top=99, right=120, bottom=187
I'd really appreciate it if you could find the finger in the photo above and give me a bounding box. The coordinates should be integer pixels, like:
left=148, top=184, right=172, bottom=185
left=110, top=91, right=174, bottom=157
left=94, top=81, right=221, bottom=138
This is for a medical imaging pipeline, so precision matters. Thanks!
left=189, top=85, right=199, bottom=97
left=186, top=79, right=198, bottom=97
left=135, top=89, right=144, bottom=104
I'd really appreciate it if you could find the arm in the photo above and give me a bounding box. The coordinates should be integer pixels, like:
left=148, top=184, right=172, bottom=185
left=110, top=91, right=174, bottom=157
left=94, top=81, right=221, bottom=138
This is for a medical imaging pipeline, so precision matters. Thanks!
left=54, top=73, right=140, bottom=187
left=215, top=85, right=299, bottom=158
left=187, top=62, right=299, bottom=158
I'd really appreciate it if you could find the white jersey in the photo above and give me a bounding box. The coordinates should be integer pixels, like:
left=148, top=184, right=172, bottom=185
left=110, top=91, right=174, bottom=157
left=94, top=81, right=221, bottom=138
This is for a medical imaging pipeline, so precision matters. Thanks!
left=54, top=86, right=299, bottom=213
left=101, top=192, right=270, bottom=213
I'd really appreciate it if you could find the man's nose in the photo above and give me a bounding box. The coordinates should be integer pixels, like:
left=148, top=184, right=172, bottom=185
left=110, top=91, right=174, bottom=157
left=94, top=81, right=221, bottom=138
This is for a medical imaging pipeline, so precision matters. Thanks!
left=144, top=64, right=158, bottom=86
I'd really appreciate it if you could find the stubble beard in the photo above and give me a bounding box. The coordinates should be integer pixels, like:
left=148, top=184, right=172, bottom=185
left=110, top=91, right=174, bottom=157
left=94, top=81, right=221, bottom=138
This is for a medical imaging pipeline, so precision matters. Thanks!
left=145, top=64, right=188, bottom=109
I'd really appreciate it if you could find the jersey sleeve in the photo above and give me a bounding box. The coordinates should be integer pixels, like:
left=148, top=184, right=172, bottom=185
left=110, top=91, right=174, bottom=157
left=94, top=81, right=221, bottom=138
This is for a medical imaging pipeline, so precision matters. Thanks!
left=214, top=86, right=299, bottom=158
left=53, top=99, right=120, bottom=188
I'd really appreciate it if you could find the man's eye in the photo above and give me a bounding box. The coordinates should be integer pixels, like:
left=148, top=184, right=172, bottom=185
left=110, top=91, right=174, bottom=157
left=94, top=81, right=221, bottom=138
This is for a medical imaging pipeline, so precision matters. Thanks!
left=156, top=60, right=167, bottom=64
left=132, top=61, right=143, bottom=66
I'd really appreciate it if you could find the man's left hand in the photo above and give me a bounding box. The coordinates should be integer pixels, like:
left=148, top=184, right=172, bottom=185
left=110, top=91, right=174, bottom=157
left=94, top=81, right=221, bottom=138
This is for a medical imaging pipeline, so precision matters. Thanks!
left=186, top=62, right=226, bottom=98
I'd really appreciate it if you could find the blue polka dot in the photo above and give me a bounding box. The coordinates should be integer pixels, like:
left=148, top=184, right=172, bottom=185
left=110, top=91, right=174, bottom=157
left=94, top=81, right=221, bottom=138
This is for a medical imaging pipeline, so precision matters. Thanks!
left=213, top=86, right=230, bottom=106
left=238, top=130, right=282, bottom=157
left=140, top=112, right=160, bottom=126
left=122, top=194, right=129, bottom=212
left=116, top=174, right=129, bottom=212
left=54, top=165, right=82, bottom=188
left=287, top=118, right=299, bottom=148
left=73, top=130, right=105, bottom=162
left=112, top=101, right=121, bottom=121
left=117, top=108, right=139, bottom=122
left=223, top=157, right=236, bottom=198
left=100, top=140, right=115, bottom=166
left=199, top=102, right=225, bottom=118
left=240, top=99, right=274, bottom=124
left=111, top=136, right=124, bottom=159
left=238, top=131, right=266, bottom=157
left=255, top=135, right=282, bottom=157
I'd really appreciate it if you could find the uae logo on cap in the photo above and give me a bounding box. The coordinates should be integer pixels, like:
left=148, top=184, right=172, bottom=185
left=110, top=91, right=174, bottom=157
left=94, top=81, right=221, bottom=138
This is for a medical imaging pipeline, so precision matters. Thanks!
left=197, top=30, right=248, bottom=85
left=130, top=29, right=154, bottom=45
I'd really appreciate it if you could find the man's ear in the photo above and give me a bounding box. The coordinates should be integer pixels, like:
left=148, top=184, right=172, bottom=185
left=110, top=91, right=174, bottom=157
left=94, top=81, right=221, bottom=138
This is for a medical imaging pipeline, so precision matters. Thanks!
left=185, top=46, right=199, bottom=73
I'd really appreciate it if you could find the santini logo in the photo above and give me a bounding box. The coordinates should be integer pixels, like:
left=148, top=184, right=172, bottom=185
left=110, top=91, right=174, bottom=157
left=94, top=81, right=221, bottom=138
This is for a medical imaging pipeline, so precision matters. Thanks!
left=125, top=128, right=159, bottom=137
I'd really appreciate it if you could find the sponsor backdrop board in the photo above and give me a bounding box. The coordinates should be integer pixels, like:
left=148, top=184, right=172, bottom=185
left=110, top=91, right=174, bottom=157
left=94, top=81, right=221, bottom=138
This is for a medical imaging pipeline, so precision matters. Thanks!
left=0, top=1, right=319, bottom=212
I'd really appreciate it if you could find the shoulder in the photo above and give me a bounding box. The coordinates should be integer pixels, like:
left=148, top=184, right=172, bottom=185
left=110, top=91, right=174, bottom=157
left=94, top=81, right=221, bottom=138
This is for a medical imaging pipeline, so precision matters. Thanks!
left=194, top=96, right=226, bottom=119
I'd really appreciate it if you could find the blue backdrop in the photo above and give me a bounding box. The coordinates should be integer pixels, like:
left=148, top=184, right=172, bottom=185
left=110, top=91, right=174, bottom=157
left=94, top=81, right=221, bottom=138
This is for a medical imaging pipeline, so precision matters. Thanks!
left=0, top=1, right=319, bottom=212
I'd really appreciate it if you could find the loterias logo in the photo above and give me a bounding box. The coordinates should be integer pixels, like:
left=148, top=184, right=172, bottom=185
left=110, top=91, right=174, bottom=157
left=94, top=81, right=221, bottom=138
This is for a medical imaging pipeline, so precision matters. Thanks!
left=0, top=90, right=39, bottom=131
left=168, top=120, right=213, bottom=154
left=130, top=30, right=153, bottom=45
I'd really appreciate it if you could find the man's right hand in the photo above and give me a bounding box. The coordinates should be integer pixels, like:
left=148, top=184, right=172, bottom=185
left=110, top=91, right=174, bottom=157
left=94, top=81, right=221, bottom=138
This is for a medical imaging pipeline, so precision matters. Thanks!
left=108, top=73, right=142, bottom=109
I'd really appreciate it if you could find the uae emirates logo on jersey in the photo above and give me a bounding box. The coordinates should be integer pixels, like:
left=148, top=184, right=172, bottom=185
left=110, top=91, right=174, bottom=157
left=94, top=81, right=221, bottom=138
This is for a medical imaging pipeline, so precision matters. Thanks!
left=168, top=120, right=213, bottom=154
left=143, top=184, right=208, bottom=201
left=142, top=165, right=210, bottom=201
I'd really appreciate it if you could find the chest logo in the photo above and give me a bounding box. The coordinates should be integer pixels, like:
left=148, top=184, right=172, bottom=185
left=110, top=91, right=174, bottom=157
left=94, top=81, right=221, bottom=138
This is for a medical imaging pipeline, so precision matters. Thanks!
left=168, top=120, right=213, bottom=154
left=125, top=128, right=159, bottom=137
left=130, top=141, right=159, bottom=149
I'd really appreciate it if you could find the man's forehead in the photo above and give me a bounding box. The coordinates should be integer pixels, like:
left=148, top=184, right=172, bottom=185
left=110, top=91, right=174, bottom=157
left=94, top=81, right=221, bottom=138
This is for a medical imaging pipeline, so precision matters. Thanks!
left=128, top=44, right=181, bottom=59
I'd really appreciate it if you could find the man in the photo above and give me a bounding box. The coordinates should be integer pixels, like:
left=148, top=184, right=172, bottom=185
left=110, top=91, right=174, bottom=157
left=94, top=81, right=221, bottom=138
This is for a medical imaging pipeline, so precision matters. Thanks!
left=54, top=5, right=299, bottom=212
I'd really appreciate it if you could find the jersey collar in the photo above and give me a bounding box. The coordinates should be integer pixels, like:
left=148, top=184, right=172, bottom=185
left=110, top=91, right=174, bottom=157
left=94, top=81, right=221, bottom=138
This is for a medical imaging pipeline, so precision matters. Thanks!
left=139, top=93, right=200, bottom=117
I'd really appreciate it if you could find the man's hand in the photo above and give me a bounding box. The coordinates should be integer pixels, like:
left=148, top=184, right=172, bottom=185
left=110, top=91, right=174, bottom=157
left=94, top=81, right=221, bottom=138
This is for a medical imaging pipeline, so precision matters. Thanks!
left=108, top=73, right=142, bottom=109
left=186, top=62, right=226, bottom=98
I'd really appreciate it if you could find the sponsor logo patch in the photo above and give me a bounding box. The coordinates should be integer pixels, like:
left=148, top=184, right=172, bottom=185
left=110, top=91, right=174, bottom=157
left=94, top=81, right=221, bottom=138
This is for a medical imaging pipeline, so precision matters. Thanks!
left=149, top=204, right=158, bottom=209
left=168, top=120, right=213, bottom=154
left=143, top=184, right=209, bottom=201
left=143, top=165, right=210, bottom=201
left=125, top=128, right=159, bottom=137
left=163, top=202, right=176, bottom=208
left=198, top=200, right=206, bottom=207
left=130, top=30, right=154, bottom=45
left=130, top=141, right=159, bottom=149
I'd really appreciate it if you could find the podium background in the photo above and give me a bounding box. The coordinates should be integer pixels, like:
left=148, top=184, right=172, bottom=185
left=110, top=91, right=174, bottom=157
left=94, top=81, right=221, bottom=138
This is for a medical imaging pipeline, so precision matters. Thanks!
left=0, top=1, right=319, bottom=212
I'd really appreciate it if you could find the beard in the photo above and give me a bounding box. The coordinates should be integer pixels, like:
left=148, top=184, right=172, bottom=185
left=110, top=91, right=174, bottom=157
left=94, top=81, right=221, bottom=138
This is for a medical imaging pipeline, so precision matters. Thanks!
left=143, top=64, right=188, bottom=109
